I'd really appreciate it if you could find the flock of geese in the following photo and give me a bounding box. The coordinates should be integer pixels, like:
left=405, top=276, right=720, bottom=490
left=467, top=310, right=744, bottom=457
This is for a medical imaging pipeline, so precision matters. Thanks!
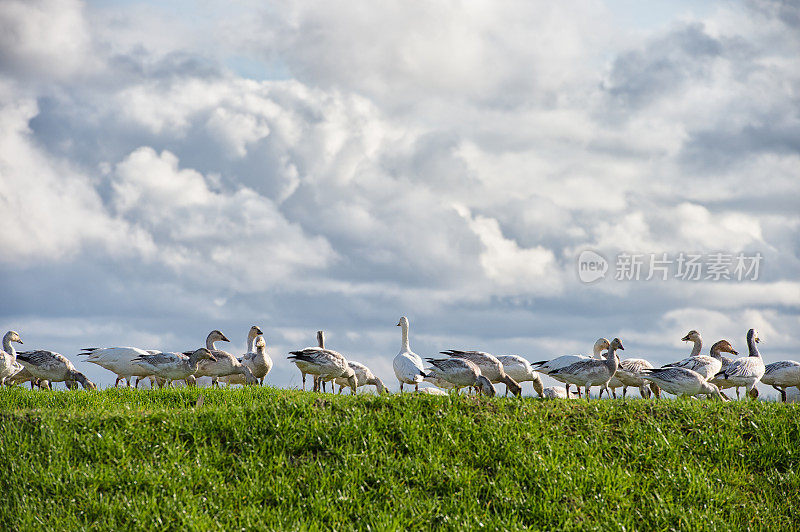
left=1, top=317, right=799, bottom=402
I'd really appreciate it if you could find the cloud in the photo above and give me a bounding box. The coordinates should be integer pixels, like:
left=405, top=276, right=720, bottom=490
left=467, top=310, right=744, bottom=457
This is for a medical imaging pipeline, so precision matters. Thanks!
left=0, top=0, right=97, bottom=81
left=0, top=0, right=798, bottom=393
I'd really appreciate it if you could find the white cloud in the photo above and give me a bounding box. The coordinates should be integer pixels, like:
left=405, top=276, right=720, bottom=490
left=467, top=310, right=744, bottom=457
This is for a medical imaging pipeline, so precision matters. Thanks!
left=0, top=0, right=98, bottom=81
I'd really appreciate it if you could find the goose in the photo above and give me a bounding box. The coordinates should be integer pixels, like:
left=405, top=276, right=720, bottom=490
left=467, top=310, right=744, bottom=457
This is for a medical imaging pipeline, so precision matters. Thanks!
left=0, top=331, right=23, bottom=385
left=531, top=338, right=610, bottom=397
left=133, top=348, right=216, bottom=387
left=193, top=330, right=257, bottom=386
left=423, top=374, right=462, bottom=392
left=495, top=355, right=544, bottom=397
left=287, top=345, right=357, bottom=394
left=663, top=334, right=737, bottom=380
left=604, top=358, right=660, bottom=399
left=393, top=317, right=425, bottom=392
left=79, top=346, right=157, bottom=387
left=295, top=331, right=325, bottom=391
left=225, top=333, right=272, bottom=386
left=218, top=325, right=264, bottom=386
left=758, top=360, right=800, bottom=402
left=15, top=349, right=96, bottom=389
left=711, top=329, right=765, bottom=399
left=441, top=350, right=521, bottom=397
left=542, top=386, right=579, bottom=399
left=548, top=338, right=623, bottom=400
left=335, top=361, right=389, bottom=394
left=4, top=366, right=50, bottom=389
left=424, top=357, right=497, bottom=396
left=416, top=387, right=449, bottom=396
left=641, top=366, right=725, bottom=400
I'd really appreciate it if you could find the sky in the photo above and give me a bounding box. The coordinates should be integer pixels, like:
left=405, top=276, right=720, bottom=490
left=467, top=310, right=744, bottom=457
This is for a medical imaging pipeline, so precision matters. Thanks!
left=1, top=0, right=798, bottom=394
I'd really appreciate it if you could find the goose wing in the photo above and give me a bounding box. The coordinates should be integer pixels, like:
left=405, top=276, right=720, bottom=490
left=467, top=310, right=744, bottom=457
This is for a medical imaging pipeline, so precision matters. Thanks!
left=17, top=350, right=71, bottom=371
left=714, top=357, right=761, bottom=380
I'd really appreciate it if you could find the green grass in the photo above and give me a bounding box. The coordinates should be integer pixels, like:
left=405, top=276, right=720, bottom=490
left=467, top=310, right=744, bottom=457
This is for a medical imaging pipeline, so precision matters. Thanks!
left=0, top=388, right=798, bottom=530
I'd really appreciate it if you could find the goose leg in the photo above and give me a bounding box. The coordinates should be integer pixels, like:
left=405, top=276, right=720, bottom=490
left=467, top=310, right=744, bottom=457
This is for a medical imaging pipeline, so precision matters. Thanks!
left=114, top=377, right=121, bottom=388
left=771, top=385, right=786, bottom=402
left=400, top=382, right=404, bottom=393
left=338, top=385, right=343, bottom=395
left=585, top=386, right=591, bottom=401
left=302, top=373, right=306, bottom=391
left=612, top=388, right=617, bottom=400
left=736, top=387, right=741, bottom=400
left=415, top=383, right=419, bottom=392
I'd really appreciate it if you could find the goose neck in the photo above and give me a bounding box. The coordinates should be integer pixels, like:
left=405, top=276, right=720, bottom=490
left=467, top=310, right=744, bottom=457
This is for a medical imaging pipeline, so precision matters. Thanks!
left=747, top=333, right=760, bottom=358
left=400, top=322, right=410, bottom=352
left=205, top=337, right=217, bottom=351
left=689, top=337, right=702, bottom=357
left=247, top=330, right=259, bottom=352
left=2, top=336, right=16, bottom=358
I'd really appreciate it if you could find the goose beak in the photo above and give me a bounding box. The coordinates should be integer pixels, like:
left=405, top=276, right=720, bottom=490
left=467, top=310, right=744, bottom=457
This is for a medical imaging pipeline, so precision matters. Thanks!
left=681, top=334, right=691, bottom=342
left=731, top=349, right=738, bottom=355
left=396, top=321, right=401, bottom=326
left=220, top=334, right=230, bottom=342
left=17, top=339, right=23, bottom=344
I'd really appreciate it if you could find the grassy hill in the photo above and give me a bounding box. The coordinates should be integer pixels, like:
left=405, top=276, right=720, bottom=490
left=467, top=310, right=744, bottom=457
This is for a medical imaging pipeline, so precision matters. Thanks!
left=0, top=387, right=798, bottom=530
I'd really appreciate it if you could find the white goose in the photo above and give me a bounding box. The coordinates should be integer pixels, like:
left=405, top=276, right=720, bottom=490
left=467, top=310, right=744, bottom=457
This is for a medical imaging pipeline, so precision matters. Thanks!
left=711, top=329, right=765, bottom=399
left=334, top=361, right=389, bottom=394
left=294, top=331, right=324, bottom=391
left=4, top=366, right=49, bottom=389
left=79, top=346, right=157, bottom=387
left=641, top=366, right=724, bottom=400
left=761, top=360, right=800, bottom=402
left=16, top=349, right=96, bottom=389
left=416, top=387, right=449, bottom=396
left=542, top=386, right=579, bottom=399
left=423, top=374, right=461, bottom=392
left=496, top=355, right=544, bottom=397
left=548, top=338, right=623, bottom=400
left=0, top=331, right=23, bottom=385
left=663, top=333, right=735, bottom=380
left=604, top=358, right=660, bottom=399
left=424, top=357, right=496, bottom=396
left=193, top=330, right=257, bottom=386
left=441, top=350, right=522, bottom=396
left=133, top=348, right=216, bottom=387
left=531, top=338, right=610, bottom=397
left=393, top=317, right=425, bottom=392
left=287, top=344, right=356, bottom=394
left=226, top=330, right=272, bottom=386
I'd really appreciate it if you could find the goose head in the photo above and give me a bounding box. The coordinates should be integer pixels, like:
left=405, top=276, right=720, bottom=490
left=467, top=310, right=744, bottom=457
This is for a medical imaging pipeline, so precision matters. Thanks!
left=3, top=331, right=23, bottom=345
left=397, top=316, right=409, bottom=328
left=191, top=348, right=217, bottom=363
left=207, top=330, right=230, bottom=344
left=476, top=375, right=497, bottom=397
left=710, top=340, right=737, bottom=357
left=593, top=338, right=610, bottom=357
left=681, top=330, right=701, bottom=343
left=701, top=381, right=726, bottom=401
left=71, top=371, right=97, bottom=390
left=609, top=338, right=624, bottom=352
left=255, top=336, right=267, bottom=352
left=316, top=330, right=325, bottom=348
left=342, top=366, right=358, bottom=393
left=748, top=328, right=760, bottom=344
